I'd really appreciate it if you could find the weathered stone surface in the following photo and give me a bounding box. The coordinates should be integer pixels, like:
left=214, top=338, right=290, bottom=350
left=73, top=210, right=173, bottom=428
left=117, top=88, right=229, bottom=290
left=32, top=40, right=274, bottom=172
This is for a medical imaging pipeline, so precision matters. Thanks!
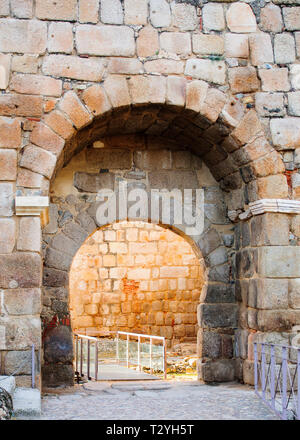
left=76, top=25, right=135, bottom=56
left=166, top=76, right=186, bottom=107
left=82, top=85, right=112, bottom=118
left=283, top=7, right=300, bottom=30
left=270, top=118, right=300, bottom=149
left=251, top=213, right=289, bottom=246
left=0, top=253, right=41, bottom=288
left=0, top=94, right=43, bottom=117
left=44, top=326, right=73, bottom=363
left=260, top=4, right=283, bottom=33
left=0, top=387, right=13, bottom=420
left=0, top=149, right=17, bottom=180
left=100, top=0, right=123, bottom=24
left=0, top=183, right=13, bottom=216
left=87, top=148, right=132, bottom=170
left=108, top=58, right=143, bottom=75
left=17, top=217, right=41, bottom=252
left=290, top=64, right=300, bottom=90
left=257, top=310, right=300, bottom=332
left=0, top=19, right=47, bottom=54
left=11, top=73, right=62, bottom=97
left=289, top=279, right=300, bottom=309
left=11, top=54, right=38, bottom=74
left=59, top=91, right=92, bottom=129
left=160, top=31, right=191, bottom=55
left=45, top=247, right=73, bottom=271
left=198, top=304, right=238, bottom=328
left=228, top=66, right=259, bottom=94
left=3, top=288, right=41, bottom=315
left=79, top=0, right=99, bottom=24
left=48, top=22, right=74, bottom=53
left=145, top=59, right=184, bottom=74
left=30, top=123, right=64, bottom=156
left=0, top=219, right=15, bottom=253
left=42, top=364, right=74, bottom=387
left=185, top=59, right=226, bottom=85
left=198, top=359, right=235, bottom=382
left=255, top=92, right=285, bottom=117
left=0, top=53, right=10, bottom=89
left=202, top=284, right=235, bottom=303
left=148, top=170, right=198, bottom=190
left=203, top=3, right=225, bottom=31
left=43, top=267, right=68, bottom=287
left=137, top=26, right=159, bottom=58
left=150, top=0, right=171, bottom=28
left=249, top=33, right=274, bottom=66
left=74, top=171, right=115, bottom=192
left=259, top=246, right=300, bottom=278
left=274, top=33, right=296, bottom=64
left=225, top=33, right=248, bottom=58
left=255, top=278, right=289, bottom=309
left=103, top=76, right=131, bottom=108
left=226, top=3, right=257, bottom=33
left=259, top=68, right=290, bottom=92
left=20, top=145, right=56, bottom=179
left=36, top=0, right=77, bottom=21
left=43, top=55, right=105, bottom=82
left=125, top=0, right=148, bottom=25
left=193, top=34, right=224, bottom=55
left=0, top=316, right=40, bottom=350
left=288, top=92, right=300, bottom=116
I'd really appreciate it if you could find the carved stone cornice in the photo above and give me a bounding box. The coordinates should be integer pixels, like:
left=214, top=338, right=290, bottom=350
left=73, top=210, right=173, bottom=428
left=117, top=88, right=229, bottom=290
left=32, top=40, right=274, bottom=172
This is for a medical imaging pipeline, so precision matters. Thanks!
left=249, top=199, right=300, bottom=216
left=15, top=196, right=49, bottom=227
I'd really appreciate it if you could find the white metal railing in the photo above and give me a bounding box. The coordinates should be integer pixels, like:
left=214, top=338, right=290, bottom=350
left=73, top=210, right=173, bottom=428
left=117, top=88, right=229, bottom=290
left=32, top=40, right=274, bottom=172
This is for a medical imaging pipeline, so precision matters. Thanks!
left=116, top=331, right=167, bottom=379
left=74, top=331, right=167, bottom=382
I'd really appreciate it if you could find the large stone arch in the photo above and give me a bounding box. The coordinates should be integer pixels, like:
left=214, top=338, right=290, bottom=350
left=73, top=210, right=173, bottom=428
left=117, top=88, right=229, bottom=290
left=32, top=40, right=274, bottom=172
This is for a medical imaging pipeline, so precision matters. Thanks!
left=16, top=76, right=286, bottom=387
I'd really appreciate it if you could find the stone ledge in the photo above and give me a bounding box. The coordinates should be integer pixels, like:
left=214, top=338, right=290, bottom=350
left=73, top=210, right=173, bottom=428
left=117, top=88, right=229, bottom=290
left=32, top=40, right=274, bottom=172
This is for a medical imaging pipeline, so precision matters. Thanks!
left=249, top=199, right=300, bottom=215
left=15, top=196, right=49, bottom=227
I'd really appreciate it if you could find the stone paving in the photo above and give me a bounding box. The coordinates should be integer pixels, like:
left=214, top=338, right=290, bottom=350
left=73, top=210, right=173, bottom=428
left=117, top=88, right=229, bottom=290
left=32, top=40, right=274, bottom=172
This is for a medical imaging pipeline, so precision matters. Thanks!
left=40, top=380, right=279, bottom=420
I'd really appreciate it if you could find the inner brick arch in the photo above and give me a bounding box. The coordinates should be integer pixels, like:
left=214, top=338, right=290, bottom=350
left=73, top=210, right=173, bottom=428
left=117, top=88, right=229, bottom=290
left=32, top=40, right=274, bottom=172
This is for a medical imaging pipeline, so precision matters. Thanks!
left=19, top=76, right=288, bottom=387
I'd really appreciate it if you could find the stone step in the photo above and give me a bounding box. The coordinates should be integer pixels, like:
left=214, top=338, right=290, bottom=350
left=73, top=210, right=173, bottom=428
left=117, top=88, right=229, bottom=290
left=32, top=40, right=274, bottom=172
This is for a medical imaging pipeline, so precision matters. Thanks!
left=12, top=388, right=41, bottom=420
left=0, top=376, right=16, bottom=396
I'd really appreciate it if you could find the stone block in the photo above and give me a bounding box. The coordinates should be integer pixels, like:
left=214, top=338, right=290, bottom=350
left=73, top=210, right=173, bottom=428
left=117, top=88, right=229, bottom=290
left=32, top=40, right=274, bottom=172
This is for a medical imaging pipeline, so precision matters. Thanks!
left=0, top=149, right=17, bottom=180
left=197, top=228, right=221, bottom=257
left=36, top=0, right=77, bottom=21
left=160, top=32, right=191, bottom=55
left=20, top=145, right=56, bottom=179
left=134, top=150, right=171, bottom=170
left=0, top=316, right=40, bottom=350
left=11, top=54, right=38, bottom=74
left=76, top=25, right=135, bottom=56
left=259, top=68, right=290, bottom=92
left=0, top=53, right=10, bottom=89
left=43, top=267, right=68, bottom=287
left=79, top=0, right=99, bottom=23
left=274, top=33, right=296, bottom=64
left=137, top=26, right=159, bottom=58
left=124, top=0, right=148, bottom=25
left=43, top=55, right=105, bottom=82
left=270, top=118, right=300, bottom=150
left=198, top=303, right=238, bottom=328
left=203, top=3, right=225, bottom=31
left=232, top=109, right=262, bottom=146
left=17, top=217, right=41, bottom=252
left=290, top=64, right=300, bottom=90
left=253, top=175, right=289, bottom=199
left=288, top=92, right=300, bottom=116
left=128, top=75, right=166, bottom=105
left=148, top=170, right=198, bottom=190
left=296, top=32, right=300, bottom=57
left=100, top=0, right=123, bottom=24
left=103, top=76, right=131, bottom=109
left=0, top=183, right=13, bottom=216
left=0, top=19, right=47, bottom=54
left=144, top=59, right=184, bottom=74
left=193, top=34, right=224, bottom=55
left=0, top=0, right=9, bottom=16
left=150, top=0, right=171, bottom=28
left=251, top=213, right=289, bottom=246
left=11, top=73, right=62, bottom=97
left=59, top=91, right=92, bottom=130
left=283, top=7, right=300, bottom=30
left=45, top=247, right=73, bottom=271
left=197, top=329, right=222, bottom=359
left=0, top=94, right=43, bottom=117
left=228, top=66, right=259, bottom=94
left=226, top=3, right=257, bottom=33
left=0, top=219, right=15, bottom=253
left=260, top=4, right=283, bottom=33
left=259, top=246, right=300, bottom=278
left=289, top=279, right=300, bottom=309
left=166, top=76, right=186, bottom=107
left=48, top=22, right=73, bottom=54
left=257, top=310, right=300, bottom=332
left=202, top=284, right=235, bottom=303
left=108, top=58, right=143, bottom=75
left=0, top=253, right=41, bottom=289
left=3, top=288, right=41, bottom=315
left=170, top=3, right=197, bottom=30
left=225, top=33, right=248, bottom=58
left=44, top=110, right=75, bottom=141
left=249, top=33, right=274, bottom=66
left=30, top=123, right=64, bottom=156
left=87, top=148, right=132, bottom=170
left=74, top=171, right=115, bottom=192
left=255, top=278, right=289, bottom=310
left=198, top=359, right=235, bottom=382
left=5, top=351, right=34, bottom=375
left=185, top=59, right=226, bottom=85
left=255, top=92, right=285, bottom=117
left=206, top=246, right=228, bottom=267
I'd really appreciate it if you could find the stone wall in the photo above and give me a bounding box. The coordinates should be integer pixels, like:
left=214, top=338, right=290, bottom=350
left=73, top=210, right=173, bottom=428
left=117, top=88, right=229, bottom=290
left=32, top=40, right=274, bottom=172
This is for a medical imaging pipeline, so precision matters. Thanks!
left=70, top=221, right=203, bottom=347
left=1, top=0, right=300, bottom=388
